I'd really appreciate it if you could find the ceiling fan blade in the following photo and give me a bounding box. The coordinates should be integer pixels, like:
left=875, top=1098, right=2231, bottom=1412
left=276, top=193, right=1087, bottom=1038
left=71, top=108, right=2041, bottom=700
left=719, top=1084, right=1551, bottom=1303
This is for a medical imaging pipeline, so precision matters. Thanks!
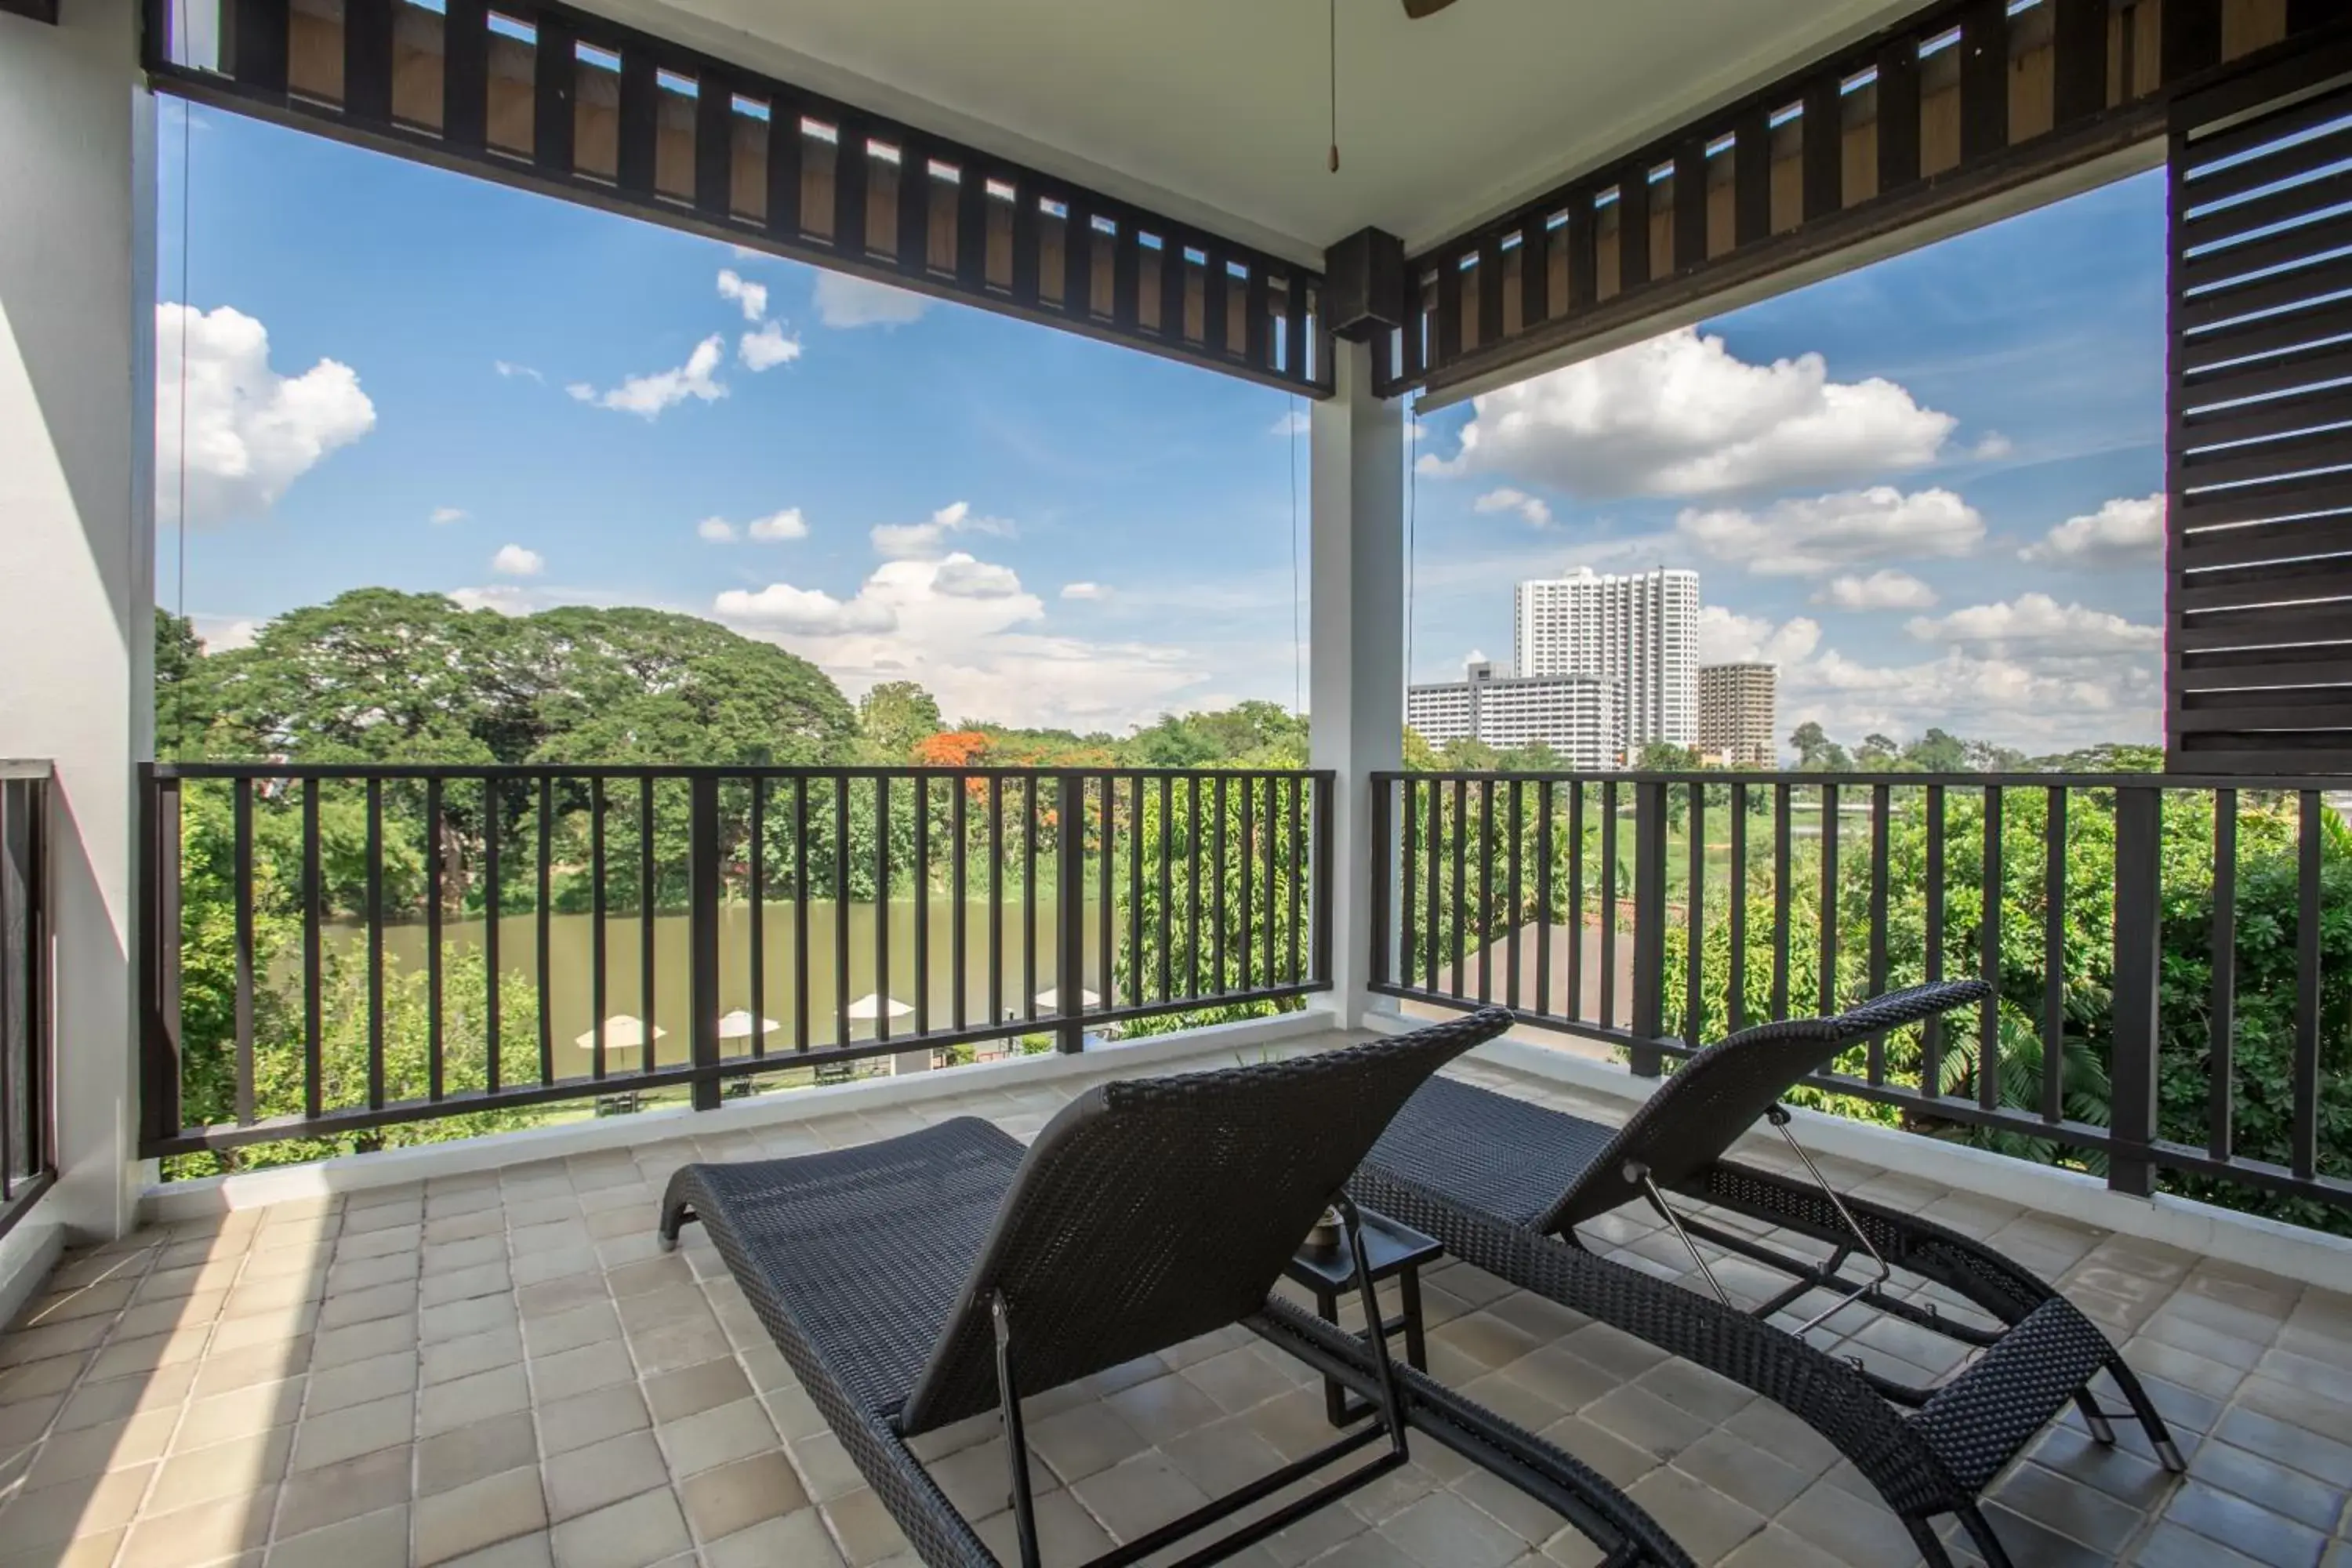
left=1402, top=0, right=1461, bottom=16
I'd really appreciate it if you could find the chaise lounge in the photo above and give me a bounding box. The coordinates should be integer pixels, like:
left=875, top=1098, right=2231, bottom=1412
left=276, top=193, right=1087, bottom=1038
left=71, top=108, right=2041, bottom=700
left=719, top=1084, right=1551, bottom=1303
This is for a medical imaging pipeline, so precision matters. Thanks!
left=1350, top=980, right=2184, bottom=1568
left=658, top=1010, right=1693, bottom=1568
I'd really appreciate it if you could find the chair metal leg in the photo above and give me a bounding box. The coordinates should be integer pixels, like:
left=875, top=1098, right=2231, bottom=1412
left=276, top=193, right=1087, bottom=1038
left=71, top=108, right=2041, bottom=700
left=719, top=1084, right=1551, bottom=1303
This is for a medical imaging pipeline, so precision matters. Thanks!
left=1902, top=1515, right=1958, bottom=1568
left=1955, top=1504, right=2016, bottom=1568
left=657, top=1200, right=695, bottom=1254
left=2101, top=1358, right=2187, bottom=1472
left=991, top=1293, right=1044, bottom=1568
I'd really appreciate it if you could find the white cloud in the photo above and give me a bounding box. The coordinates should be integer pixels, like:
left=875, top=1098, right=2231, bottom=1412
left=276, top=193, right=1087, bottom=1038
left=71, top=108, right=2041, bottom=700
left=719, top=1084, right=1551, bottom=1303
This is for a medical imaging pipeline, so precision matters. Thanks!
left=2020, top=493, right=2165, bottom=566
left=1676, top=486, right=1983, bottom=576
left=493, top=360, right=543, bottom=383
left=429, top=506, right=466, bottom=526
left=739, top=321, right=802, bottom=371
left=191, top=615, right=258, bottom=653
left=155, top=303, right=376, bottom=527
left=1696, top=604, right=2158, bottom=753
left=934, top=554, right=1022, bottom=599
left=871, top=499, right=1014, bottom=559
left=1814, top=569, right=1939, bottom=611
left=1418, top=326, right=1955, bottom=499
left=697, top=517, right=738, bottom=543
left=566, top=335, right=727, bottom=418
left=1472, top=487, right=1552, bottom=528
left=715, top=553, right=1205, bottom=729
left=1906, top=593, right=2159, bottom=657
left=1697, top=605, right=1821, bottom=667
left=814, top=272, right=930, bottom=329
left=490, top=544, right=544, bottom=577
left=1974, top=431, right=2015, bottom=460
left=716, top=268, right=768, bottom=323
left=1061, top=582, right=1109, bottom=601
left=746, top=507, right=808, bottom=542
left=1269, top=410, right=1311, bottom=437
left=713, top=583, right=898, bottom=635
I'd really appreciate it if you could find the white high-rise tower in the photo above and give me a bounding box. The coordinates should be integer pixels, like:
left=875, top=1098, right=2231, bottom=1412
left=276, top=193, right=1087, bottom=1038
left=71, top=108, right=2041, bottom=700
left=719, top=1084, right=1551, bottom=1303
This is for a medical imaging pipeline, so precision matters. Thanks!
left=1513, top=568, right=1699, bottom=754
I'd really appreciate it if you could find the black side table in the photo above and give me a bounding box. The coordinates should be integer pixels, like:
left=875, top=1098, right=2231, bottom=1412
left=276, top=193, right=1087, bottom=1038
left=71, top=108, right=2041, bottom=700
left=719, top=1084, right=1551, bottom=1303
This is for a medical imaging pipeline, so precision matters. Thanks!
left=1283, top=1207, right=1444, bottom=1426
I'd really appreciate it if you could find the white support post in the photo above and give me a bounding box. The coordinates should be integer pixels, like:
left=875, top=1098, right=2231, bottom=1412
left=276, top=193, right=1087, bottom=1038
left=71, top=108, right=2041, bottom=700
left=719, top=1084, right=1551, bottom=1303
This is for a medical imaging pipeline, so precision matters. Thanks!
left=0, top=2, right=156, bottom=1241
left=1308, top=339, right=1405, bottom=1029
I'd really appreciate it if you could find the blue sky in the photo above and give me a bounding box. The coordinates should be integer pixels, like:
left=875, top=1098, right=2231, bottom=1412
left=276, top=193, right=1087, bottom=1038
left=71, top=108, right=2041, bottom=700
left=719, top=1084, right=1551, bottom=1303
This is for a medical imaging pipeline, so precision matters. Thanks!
left=160, top=105, right=2165, bottom=752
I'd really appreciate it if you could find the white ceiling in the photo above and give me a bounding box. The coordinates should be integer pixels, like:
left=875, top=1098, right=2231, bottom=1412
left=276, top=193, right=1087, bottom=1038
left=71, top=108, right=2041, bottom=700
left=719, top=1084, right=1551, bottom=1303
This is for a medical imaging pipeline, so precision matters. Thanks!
left=589, top=0, right=1922, bottom=264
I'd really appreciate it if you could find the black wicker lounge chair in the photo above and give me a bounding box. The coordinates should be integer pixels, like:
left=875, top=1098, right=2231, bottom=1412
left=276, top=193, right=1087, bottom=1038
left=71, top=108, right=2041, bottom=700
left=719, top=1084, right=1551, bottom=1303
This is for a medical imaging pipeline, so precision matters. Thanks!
left=1352, top=980, right=2184, bottom=1568
left=658, top=1011, right=1693, bottom=1568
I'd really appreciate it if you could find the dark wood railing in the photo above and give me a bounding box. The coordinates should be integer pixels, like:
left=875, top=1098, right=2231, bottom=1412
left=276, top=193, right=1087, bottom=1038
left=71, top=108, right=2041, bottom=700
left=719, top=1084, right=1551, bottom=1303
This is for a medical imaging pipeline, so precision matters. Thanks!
left=141, top=763, right=1331, bottom=1160
left=0, top=762, right=53, bottom=1239
left=1371, top=769, right=2352, bottom=1218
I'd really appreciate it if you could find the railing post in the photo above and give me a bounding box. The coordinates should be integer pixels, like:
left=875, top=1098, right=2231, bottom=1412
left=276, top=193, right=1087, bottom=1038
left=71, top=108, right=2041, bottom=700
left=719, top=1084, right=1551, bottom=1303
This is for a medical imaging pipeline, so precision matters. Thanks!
left=137, top=768, right=182, bottom=1149
left=1055, top=771, right=1087, bottom=1053
left=2109, top=785, right=2160, bottom=1198
left=688, top=774, right=723, bottom=1111
left=1628, top=779, right=1668, bottom=1077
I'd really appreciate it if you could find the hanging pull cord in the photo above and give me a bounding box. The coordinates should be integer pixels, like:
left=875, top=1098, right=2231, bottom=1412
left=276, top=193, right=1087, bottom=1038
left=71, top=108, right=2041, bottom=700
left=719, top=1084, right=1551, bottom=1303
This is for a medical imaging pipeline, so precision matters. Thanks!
left=1328, top=0, right=1340, bottom=172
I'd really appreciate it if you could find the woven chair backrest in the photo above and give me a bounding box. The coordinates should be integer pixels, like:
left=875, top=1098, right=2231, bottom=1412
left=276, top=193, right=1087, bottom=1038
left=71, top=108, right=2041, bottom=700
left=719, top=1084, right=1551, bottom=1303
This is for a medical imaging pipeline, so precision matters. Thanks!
left=897, top=1007, right=1512, bottom=1433
left=1541, top=981, right=1991, bottom=1234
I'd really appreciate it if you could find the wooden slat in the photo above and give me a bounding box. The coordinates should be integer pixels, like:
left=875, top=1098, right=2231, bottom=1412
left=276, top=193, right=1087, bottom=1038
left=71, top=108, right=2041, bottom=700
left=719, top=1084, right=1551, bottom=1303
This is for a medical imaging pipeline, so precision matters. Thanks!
left=1959, top=0, right=2009, bottom=160
left=230, top=0, right=289, bottom=93
left=2181, top=253, right=2352, bottom=332
left=2174, top=601, right=2352, bottom=648
left=1477, top=234, right=1504, bottom=346
left=2165, top=0, right=2227, bottom=78
left=2052, top=0, right=2109, bottom=123
left=532, top=13, right=574, bottom=176
left=2187, top=165, right=2352, bottom=249
left=1519, top=212, right=1549, bottom=327
left=1878, top=38, right=1923, bottom=193
left=1801, top=77, right=1843, bottom=222
left=2177, top=511, right=2352, bottom=567
left=1621, top=168, right=1653, bottom=291
left=2183, top=390, right=2352, bottom=452
left=2183, top=117, right=2352, bottom=209
left=2176, top=554, right=2352, bottom=612
left=1673, top=143, right=1707, bottom=272
left=2181, top=426, right=2352, bottom=486
left=692, top=64, right=730, bottom=216
left=897, top=134, right=931, bottom=277
left=442, top=0, right=488, bottom=151
left=344, top=0, right=393, bottom=121
left=617, top=49, right=657, bottom=197
left=2183, top=209, right=2352, bottom=295
left=2178, top=467, right=2352, bottom=524
left=1734, top=107, right=1772, bottom=245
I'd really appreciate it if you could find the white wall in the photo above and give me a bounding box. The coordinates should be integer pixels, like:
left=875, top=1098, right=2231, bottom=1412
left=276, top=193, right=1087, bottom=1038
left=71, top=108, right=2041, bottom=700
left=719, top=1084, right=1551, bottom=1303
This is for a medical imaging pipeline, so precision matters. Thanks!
left=1308, top=340, right=1405, bottom=1025
left=0, top=1, right=155, bottom=1240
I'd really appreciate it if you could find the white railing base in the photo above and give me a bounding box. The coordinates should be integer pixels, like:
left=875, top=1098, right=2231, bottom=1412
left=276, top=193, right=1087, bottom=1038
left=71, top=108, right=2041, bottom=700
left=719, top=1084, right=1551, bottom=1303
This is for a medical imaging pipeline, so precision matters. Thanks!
left=140, top=1008, right=1336, bottom=1223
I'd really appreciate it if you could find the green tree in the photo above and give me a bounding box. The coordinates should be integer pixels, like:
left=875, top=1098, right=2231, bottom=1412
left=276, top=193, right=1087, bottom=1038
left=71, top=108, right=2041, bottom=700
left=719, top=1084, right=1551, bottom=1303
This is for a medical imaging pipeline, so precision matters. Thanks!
left=1790, top=722, right=1851, bottom=771
left=1635, top=742, right=1698, bottom=771
left=855, top=681, right=945, bottom=761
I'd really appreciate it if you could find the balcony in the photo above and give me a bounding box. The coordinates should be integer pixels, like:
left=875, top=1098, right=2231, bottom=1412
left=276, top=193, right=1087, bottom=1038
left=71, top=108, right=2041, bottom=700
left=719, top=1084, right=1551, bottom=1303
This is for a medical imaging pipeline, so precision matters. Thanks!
left=10, top=0, right=2352, bottom=1564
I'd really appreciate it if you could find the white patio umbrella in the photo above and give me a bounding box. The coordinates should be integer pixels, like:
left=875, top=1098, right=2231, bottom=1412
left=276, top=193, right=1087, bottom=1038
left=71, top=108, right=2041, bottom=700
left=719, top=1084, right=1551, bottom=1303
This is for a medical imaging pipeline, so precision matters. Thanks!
left=574, top=1014, right=666, bottom=1051
left=716, top=1009, right=780, bottom=1040
left=846, top=992, right=913, bottom=1022
left=1035, top=985, right=1101, bottom=1010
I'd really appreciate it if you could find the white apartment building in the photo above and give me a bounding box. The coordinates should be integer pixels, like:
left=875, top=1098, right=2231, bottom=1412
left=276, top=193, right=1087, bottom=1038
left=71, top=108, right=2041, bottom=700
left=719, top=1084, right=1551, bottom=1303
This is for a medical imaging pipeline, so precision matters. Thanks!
left=1406, top=662, right=1624, bottom=771
left=1697, top=662, right=1778, bottom=767
left=1513, top=568, right=1699, bottom=750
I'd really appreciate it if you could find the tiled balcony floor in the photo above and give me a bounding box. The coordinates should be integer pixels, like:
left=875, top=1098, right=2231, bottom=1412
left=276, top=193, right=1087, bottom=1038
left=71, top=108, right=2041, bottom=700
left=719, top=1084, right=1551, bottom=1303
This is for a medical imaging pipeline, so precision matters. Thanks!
left=3, top=1040, right=2350, bottom=1568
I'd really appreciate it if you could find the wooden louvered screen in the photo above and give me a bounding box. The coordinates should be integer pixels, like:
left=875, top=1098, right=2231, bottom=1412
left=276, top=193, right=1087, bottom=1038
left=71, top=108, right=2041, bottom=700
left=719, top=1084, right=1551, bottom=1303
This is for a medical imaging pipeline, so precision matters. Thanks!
left=2168, top=62, right=2352, bottom=771
left=140, top=0, right=1325, bottom=398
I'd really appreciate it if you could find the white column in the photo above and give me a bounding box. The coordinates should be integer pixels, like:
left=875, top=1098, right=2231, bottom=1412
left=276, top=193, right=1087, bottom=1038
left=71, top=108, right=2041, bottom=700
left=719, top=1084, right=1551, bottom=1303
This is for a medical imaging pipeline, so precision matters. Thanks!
left=0, top=2, right=156, bottom=1240
left=1308, top=339, right=1405, bottom=1029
